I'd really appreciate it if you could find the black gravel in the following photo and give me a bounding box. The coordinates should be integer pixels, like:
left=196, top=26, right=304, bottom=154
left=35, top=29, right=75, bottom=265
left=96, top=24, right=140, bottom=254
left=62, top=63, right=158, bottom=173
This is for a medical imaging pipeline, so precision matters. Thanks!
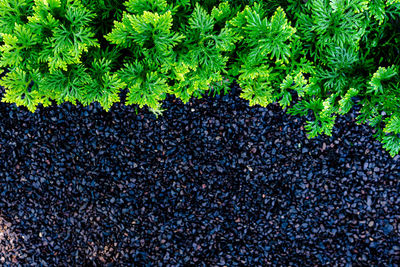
left=0, top=83, right=399, bottom=266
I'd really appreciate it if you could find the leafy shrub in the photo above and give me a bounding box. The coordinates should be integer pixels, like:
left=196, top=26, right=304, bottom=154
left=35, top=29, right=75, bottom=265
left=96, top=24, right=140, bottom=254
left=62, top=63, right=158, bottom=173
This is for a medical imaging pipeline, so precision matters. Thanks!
left=1, top=0, right=400, bottom=156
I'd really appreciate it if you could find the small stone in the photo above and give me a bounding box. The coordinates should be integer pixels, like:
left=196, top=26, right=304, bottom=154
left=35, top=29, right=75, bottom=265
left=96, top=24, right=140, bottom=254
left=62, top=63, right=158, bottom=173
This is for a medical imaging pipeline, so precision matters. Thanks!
left=383, top=224, right=394, bottom=235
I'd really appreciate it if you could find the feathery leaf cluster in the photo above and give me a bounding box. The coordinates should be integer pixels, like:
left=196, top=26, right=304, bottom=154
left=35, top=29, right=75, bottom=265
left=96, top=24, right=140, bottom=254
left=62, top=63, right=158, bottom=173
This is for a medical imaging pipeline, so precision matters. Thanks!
left=1, top=0, right=400, bottom=155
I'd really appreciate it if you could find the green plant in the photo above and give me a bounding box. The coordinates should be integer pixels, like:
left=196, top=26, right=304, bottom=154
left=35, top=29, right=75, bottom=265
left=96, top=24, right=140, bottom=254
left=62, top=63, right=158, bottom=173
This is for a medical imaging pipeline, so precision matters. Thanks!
left=1, top=0, right=400, bottom=156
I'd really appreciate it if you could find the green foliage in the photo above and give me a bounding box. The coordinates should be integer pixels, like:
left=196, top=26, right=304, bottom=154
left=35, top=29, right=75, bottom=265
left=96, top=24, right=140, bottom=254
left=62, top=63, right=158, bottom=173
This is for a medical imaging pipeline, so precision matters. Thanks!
left=228, top=4, right=300, bottom=107
left=0, top=0, right=34, bottom=36
left=0, top=0, right=100, bottom=110
left=1, top=0, right=400, bottom=156
left=171, top=3, right=236, bottom=102
left=358, top=65, right=400, bottom=156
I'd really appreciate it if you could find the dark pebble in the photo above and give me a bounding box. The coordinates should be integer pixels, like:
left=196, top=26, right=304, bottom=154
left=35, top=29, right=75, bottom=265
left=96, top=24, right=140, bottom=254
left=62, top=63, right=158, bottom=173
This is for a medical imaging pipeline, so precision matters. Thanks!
left=0, top=82, right=399, bottom=265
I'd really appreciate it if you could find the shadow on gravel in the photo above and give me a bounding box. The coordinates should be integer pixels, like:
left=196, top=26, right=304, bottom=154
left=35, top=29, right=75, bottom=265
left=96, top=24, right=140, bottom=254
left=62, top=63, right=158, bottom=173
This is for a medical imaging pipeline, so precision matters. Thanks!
left=0, top=84, right=399, bottom=265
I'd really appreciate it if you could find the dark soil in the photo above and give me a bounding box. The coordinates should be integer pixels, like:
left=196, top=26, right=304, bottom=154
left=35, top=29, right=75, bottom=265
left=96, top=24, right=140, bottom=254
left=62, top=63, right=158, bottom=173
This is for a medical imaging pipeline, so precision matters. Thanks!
left=0, top=84, right=399, bottom=266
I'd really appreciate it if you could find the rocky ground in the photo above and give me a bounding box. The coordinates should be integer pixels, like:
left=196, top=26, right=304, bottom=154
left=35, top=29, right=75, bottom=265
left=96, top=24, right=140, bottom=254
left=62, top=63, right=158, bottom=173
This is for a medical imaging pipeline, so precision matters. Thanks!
left=0, top=83, right=399, bottom=266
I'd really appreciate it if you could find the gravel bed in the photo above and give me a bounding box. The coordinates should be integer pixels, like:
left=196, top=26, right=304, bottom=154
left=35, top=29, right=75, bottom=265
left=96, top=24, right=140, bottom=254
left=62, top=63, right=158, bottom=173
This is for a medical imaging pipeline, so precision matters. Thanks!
left=0, top=83, right=399, bottom=266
